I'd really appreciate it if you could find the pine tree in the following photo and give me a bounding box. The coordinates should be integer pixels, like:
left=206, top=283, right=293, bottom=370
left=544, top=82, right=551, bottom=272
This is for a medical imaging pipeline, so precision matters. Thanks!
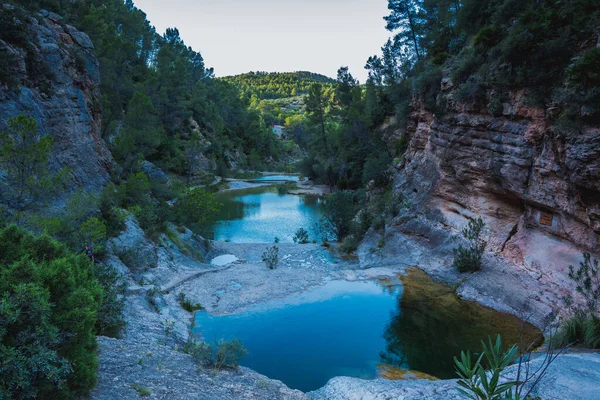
left=0, top=115, right=68, bottom=212
left=384, top=0, right=426, bottom=63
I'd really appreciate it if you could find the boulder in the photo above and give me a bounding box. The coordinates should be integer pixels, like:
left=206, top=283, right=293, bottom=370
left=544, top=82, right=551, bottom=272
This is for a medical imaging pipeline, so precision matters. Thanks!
left=140, top=160, right=169, bottom=184
left=108, top=215, right=158, bottom=273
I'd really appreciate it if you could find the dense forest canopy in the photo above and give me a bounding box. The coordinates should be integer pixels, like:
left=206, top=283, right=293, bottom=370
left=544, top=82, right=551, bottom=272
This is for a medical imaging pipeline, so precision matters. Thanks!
left=222, top=71, right=336, bottom=100
left=2, top=0, right=289, bottom=175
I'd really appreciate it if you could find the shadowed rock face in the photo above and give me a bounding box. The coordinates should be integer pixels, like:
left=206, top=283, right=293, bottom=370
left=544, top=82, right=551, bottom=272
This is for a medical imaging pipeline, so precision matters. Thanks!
left=392, top=86, right=600, bottom=274
left=0, top=7, right=112, bottom=194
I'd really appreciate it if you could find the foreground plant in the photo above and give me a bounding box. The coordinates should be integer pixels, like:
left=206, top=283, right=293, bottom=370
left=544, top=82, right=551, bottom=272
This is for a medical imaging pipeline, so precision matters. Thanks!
left=455, top=335, right=518, bottom=399
left=455, top=333, right=568, bottom=400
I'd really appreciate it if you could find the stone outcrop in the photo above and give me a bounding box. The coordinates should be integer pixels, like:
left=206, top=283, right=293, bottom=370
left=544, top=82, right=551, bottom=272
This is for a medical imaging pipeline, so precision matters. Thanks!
left=309, top=352, right=600, bottom=400
left=0, top=6, right=111, bottom=194
left=391, top=83, right=600, bottom=287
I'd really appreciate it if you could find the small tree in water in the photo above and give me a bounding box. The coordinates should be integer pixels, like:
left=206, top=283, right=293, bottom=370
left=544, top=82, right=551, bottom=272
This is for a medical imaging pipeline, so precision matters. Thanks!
left=453, top=217, right=487, bottom=272
left=262, top=245, right=279, bottom=269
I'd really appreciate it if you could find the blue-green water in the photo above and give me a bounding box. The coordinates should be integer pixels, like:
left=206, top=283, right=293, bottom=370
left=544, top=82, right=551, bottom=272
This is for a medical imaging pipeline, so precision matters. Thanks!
left=209, top=186, right=323, bottom=243
left=193, top=280, right=401, bottom=391
left=193, top=275, right=542, bottom=392
left=250, top=175, right=300, bottom=182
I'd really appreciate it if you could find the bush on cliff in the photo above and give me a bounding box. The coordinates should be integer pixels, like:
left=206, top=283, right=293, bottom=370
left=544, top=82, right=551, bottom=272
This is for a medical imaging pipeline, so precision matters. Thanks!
left=0, top=225, right=107, bottom=398
left=453, top=217, right=487, bottom=273
left=556, top=253, right=600, bottom=348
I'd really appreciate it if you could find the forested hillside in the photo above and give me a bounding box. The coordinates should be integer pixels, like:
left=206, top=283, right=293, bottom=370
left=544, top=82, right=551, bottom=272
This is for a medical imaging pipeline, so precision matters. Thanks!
left=2, top=0, right=288, bottom=177
left=298, top=0, right=600, bottom=190
left=222, top=71, right=335, bottom=100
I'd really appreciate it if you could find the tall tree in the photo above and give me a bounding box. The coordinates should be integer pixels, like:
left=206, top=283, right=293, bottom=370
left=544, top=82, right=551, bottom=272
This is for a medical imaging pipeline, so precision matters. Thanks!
left=384, top=0, right=425, bottom=63
left=305, top=83, right=331, bottom=155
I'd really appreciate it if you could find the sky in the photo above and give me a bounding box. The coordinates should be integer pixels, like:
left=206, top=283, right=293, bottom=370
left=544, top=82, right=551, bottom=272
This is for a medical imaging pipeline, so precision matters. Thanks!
left=132, top=0, right=391, bottom=83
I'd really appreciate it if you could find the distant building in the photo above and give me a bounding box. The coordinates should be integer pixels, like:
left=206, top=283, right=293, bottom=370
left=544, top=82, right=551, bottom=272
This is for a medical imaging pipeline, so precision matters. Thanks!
left=272, top=125, right=285, bottom=137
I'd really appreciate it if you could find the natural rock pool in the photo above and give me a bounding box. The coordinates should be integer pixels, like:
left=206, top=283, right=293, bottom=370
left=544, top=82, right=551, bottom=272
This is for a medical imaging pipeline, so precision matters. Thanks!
left=206, top=186, right=323, bottom=243
left=193, top=269, right=542, bottom=392
left=249, top=174, right=300, bottom=182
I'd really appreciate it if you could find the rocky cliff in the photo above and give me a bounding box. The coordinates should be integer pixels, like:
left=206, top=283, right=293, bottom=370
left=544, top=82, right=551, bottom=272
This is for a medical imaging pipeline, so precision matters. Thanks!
left=0, top=5, right=111, bottom=193
left=388, top=78, right=600, bottom=290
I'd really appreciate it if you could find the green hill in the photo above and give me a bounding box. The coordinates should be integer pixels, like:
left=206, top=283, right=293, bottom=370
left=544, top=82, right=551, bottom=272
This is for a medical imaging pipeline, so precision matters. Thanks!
left=221, top=71, right=336, bottom=100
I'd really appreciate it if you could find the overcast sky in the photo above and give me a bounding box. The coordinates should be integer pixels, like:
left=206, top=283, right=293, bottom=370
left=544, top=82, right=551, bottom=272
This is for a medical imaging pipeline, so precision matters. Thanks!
left=132, top=0, right=391, bottom=82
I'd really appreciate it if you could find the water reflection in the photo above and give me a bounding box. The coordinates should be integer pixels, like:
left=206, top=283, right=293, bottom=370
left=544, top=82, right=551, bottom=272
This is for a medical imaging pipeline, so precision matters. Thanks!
left=192, top=271, right=542, bottom=392
left=206, top=186, right=324, bottom=243
left=379, top=268, right=542, bottom=378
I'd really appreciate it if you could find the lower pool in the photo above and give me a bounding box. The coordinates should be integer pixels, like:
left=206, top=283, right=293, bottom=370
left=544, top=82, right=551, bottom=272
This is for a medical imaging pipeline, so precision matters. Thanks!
left=192, top=269, right=541, bottom=392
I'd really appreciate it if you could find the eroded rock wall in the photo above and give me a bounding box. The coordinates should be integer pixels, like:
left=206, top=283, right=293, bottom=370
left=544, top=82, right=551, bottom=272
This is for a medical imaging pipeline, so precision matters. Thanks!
left=0, top=6, right=111, bottom=193
left=392, top=84, right=600, bottom=275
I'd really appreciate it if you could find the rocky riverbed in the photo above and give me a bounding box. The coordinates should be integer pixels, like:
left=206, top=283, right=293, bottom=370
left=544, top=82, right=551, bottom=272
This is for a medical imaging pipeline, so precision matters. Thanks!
left=91, top=214, right=600, bottom=399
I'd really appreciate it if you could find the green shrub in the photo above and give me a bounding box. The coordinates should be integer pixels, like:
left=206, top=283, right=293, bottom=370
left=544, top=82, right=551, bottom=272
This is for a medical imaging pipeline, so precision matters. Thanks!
left=431, top=52, right=450, bottom=65
left=175, top=187, right=221, bottom=227
left=130, top=383, right=151, bottom=397
left=177, top=292, right=203, bottom=312
left=473, top=27, right=503, bottom=49
left=262, top=245, right=279, bottom=269
left=567, top=47, right=600, bottom=91
left=0, top=225, right=103, bottom=398
left=340, top=235, right=358, bottom=254
left=584, top=316, right=600, bottom=348
left=454, top=76, right=486, bottom=105
left=0, top=283, right=73, bottom=399
left=94, top=263, right=127, bottom=337
left=362, top=153, right=392, bottom=187
left=276, top=182, right=297, bottom=194
left=293, top=228, right=310, bottom=244
left=554, top=313, right=586, bottom=347
left=453, top=217, right=487, bottom=272
left=320, top=191, right=359, bottom=241
left=568, top=253, right=599, bottom=315
left=555, top=253, right=600, bottom=348
left=182, top=334, right=247, bottom=370
left=125, top=172, right=151, bottom=206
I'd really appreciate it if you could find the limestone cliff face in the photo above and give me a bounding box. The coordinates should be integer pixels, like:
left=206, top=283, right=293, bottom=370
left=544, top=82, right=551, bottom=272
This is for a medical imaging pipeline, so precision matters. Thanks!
left=0, top=6, right=111, bottom=193
left=391, top=81, right=600, bottom=274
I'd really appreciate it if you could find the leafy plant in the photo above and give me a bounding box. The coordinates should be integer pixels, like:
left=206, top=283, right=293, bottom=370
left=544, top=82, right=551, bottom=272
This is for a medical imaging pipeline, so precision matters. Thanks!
left=453, top=217, right=487, bottom=272
left=293, top=227, right=310, bottom=244
left=262, top=245, right=279, bottom=269
left=454, top=335, right=518, bottom=399
left=456, top=332, right=569, bottom=400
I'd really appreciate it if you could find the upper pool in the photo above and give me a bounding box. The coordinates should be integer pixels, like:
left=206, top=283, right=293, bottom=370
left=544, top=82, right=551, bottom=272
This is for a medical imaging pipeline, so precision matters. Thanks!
left=206, top=186, right=323, bottom=243
left=193, top=269, right=541, bottom=392
left=249, top=175, right=300, bottom=182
